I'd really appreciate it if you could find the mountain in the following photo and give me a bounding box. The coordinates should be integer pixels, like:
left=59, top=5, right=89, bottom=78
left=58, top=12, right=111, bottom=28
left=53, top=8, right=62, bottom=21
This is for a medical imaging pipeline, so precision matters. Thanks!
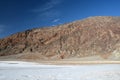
left=0, top=16, right=120, bottom=60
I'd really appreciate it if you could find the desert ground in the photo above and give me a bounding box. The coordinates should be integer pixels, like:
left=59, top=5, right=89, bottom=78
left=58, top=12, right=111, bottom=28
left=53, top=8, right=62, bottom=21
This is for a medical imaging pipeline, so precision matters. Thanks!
left=0, top=61, right=120, bottom=80
left=0, top=55, right=120, bottom=80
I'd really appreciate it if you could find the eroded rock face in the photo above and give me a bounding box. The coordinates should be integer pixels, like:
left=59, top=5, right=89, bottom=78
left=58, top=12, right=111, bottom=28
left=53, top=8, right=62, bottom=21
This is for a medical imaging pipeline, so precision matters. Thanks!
left=0, top=16, right=120, bottom=59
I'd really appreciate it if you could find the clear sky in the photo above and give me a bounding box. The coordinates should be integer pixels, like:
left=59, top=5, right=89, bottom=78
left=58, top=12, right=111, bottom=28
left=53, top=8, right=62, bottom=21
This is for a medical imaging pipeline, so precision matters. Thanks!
left=0, top=0, right=120, bottom=38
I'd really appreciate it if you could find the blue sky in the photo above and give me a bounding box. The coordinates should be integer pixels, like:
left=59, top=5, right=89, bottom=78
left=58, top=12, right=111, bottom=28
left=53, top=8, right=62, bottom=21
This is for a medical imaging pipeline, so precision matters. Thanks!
left=0, top=0, right=120, bottom=38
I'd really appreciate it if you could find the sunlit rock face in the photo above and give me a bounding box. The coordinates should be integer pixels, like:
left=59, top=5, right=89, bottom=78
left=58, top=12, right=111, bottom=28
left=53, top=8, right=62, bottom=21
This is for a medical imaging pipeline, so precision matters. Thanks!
left=0, top=16, right=120, bottom=60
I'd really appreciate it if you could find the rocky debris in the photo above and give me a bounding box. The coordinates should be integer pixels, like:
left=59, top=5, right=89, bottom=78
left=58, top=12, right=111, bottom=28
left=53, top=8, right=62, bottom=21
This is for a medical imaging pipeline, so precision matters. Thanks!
left=0, top=16, right=120, bottom=60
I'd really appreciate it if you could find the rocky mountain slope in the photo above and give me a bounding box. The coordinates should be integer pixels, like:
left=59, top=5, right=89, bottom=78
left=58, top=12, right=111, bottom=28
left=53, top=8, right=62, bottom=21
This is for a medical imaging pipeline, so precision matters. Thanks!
left=0, top=16, right=120, bottom=60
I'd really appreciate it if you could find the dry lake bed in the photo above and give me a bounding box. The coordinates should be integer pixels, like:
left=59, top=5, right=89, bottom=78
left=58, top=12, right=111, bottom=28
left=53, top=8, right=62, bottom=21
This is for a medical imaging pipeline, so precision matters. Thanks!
left=0, top=61, right=120, bottom=80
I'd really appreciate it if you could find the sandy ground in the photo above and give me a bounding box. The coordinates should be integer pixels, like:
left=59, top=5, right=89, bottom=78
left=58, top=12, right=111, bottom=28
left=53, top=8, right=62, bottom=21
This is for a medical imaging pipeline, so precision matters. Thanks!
left=0, top=61, right=120, bottom=80
left=0, top=55, right=120, bottom=65
left=0, top=59, right=120, bottom=65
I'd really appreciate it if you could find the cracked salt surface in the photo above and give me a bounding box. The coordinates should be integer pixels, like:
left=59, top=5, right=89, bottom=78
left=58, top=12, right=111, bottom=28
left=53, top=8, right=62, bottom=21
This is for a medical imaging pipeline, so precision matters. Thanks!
left=0, top=61, right=120, bottom=80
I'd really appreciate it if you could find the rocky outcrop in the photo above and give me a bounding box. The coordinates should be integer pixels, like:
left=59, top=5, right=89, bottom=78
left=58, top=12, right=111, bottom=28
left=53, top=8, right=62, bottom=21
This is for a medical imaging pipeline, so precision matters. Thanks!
left=0, top=16, right=120, bottom=60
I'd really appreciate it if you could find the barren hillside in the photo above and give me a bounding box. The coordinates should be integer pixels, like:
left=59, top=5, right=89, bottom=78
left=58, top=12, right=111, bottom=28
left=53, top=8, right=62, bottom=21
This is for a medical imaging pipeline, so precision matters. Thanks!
left=0, top=16, right=120, bottom=60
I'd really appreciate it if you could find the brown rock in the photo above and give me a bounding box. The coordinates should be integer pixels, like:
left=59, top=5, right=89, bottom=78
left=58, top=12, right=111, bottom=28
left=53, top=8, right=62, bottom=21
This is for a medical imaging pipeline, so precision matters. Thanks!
left=0, top=16, right=120, bottom=60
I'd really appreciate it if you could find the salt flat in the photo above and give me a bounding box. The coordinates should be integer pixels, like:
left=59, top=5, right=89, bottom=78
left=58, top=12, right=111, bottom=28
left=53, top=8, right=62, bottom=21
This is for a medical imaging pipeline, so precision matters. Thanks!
left=0, top=61, right=120, bottom=80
